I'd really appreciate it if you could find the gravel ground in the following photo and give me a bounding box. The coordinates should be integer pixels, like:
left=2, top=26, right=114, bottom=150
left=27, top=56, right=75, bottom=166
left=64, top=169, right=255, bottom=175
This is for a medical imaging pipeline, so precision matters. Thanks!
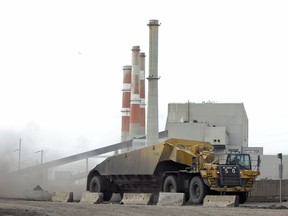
left=0, top=199, right=288, bottom=216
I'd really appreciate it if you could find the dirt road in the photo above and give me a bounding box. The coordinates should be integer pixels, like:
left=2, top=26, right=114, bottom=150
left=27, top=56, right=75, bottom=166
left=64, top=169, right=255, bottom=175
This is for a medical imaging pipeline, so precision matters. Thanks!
left=0, top=199, right=287, bottom=216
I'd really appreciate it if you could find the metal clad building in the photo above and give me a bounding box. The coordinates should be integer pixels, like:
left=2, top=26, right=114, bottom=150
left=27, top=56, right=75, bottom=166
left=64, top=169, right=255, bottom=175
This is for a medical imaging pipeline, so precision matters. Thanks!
left=166, top=102, right=249, bottom=153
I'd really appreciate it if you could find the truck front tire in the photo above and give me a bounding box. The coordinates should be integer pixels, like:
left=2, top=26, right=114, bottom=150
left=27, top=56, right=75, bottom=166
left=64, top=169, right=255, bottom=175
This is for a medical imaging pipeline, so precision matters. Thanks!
left=189, top=176, right=208, bottom=204
left=163, top=176, right=178, bottom=192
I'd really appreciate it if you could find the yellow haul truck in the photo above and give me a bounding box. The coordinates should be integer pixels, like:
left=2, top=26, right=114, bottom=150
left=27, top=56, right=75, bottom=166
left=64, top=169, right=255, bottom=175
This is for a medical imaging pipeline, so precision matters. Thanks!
left=86, top=138, right=260, bottom=204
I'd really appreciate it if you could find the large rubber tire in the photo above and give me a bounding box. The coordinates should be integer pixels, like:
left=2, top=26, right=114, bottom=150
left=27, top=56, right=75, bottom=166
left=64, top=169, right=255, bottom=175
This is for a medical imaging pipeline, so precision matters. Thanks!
left=163, top=176, right=178, bottom=192
left=89, top=176, right=112, bottom=201
left=189, top=176, right=208, bottom=204
left=238, top=192, right=248, bottom=204
left=89, top=176, right=102, bottom=193
left=103, top=190, right=113, bottom=201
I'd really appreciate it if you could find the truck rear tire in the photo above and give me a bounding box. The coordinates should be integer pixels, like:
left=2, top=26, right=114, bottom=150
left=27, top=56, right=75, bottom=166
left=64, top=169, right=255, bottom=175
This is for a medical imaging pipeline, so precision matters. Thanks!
left=163, top=176, right=178, bottom=192
left=189, top=176, right=208, bottom=204
left=89, top=176, right=102, bottom=192
left=89, top=176, right=112, bottom=201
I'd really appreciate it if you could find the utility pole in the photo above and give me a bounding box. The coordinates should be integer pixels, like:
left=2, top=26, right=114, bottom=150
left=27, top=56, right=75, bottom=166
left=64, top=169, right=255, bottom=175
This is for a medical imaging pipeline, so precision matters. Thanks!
left=12, top=138, right=22, bottom=171
left=18, top=139, right=22, bottom=170
left=35, top=149, right=44, bottom=184
left=277, top=153, right=283, bottom=204
left=35, top=150, right=44, bottom=164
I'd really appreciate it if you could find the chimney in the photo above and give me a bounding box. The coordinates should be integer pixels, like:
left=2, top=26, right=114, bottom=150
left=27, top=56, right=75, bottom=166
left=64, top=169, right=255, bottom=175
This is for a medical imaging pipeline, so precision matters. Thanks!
left=139, top=52, right=146, bottom=135
left=146, top=19, right=160, bottom=146
left=121, top=65, right=132, bottom=142
left=129, top=46, right=141, bottom=138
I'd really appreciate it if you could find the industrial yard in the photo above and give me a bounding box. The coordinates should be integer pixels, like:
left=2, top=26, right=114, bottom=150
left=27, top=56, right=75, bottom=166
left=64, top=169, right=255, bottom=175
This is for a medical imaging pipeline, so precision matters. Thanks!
left=0, top=199, right=288, bottom=216
left=1, top=1, right=288, bottom=215
left=0, top=16, right=287, bottom=213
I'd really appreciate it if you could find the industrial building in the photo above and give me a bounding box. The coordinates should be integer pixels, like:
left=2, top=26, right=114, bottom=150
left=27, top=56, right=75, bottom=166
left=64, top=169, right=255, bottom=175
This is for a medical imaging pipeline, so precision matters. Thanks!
left=166, top=102, right=249, bottom=153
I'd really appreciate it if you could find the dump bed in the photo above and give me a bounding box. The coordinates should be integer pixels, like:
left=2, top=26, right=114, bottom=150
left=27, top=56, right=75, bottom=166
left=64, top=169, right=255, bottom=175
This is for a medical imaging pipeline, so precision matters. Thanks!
left=92, top=138, right=214, bottom=175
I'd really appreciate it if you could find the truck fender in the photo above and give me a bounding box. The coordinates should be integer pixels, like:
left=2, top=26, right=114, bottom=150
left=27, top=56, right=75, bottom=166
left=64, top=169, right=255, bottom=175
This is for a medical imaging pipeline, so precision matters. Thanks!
left=86, top=169, right=100, bottom=191
left=203, top=178, right=210, bottom=187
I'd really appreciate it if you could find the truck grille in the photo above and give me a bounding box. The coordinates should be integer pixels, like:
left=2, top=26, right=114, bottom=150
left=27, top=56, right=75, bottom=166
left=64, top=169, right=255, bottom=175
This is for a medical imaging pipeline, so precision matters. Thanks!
left=218, top=165, right=241, bottom=187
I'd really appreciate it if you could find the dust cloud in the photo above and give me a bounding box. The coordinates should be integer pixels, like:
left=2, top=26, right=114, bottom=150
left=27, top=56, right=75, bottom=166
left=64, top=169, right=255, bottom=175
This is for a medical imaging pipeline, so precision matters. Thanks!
left=0, top=130, right=41, bottom=198
left=0, top=127, right=103, bottom=199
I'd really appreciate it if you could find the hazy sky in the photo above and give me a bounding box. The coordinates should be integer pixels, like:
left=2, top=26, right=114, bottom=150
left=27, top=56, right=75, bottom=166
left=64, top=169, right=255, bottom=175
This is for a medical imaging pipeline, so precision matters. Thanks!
left=0, top=0, right=288, bottom=167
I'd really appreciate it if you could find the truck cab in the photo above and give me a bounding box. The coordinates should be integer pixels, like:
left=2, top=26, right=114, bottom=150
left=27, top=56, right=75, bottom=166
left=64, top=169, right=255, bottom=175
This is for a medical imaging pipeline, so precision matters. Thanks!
left=226, top=153, right=252, bottom=170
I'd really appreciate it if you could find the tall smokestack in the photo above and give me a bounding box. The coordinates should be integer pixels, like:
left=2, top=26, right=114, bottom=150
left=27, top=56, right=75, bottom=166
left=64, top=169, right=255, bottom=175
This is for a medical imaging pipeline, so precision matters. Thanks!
left=121, top=65, right=132, bottom=142
left=129, top=46, right=141, bottom=138
left=139, top=52, right=146, bottom=135
left=146, top=19, right=160, bottom=146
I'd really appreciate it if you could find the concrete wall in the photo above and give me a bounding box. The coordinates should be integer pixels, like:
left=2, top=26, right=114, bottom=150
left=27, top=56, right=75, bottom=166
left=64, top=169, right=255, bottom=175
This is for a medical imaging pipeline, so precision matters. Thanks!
left=249, top=180, right=288, bottom=202
left=166, top=122, right=207, bottom=141
left=205, top=126, right=228, bottom=145
left=258, top=155, right=288, bottom=180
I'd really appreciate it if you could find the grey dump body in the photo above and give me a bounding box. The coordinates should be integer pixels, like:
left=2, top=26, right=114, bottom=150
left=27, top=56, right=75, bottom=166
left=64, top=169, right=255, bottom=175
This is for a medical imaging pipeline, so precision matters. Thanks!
left=87, top=138, right=213, bottom=193
left=86, top=138, right=258, bottom=204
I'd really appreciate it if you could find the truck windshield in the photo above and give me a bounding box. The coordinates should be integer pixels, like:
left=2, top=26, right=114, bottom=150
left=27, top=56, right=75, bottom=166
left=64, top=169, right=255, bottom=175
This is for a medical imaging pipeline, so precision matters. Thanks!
left=226, top=154, right=251, bottom=170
